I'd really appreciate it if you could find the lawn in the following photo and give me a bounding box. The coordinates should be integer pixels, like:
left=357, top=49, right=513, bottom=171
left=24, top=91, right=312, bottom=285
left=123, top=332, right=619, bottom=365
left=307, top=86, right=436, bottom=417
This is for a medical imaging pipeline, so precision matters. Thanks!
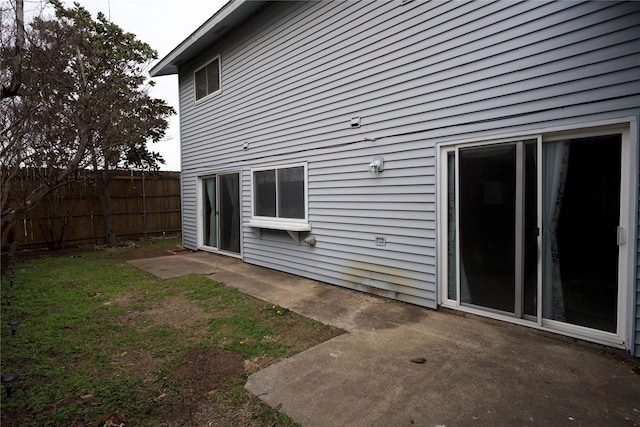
left=0, top=237, right=343, bottom=426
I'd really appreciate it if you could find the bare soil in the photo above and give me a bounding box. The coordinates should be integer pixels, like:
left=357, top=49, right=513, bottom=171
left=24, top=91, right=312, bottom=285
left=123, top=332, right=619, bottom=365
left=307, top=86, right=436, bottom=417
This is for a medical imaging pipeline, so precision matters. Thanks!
left=159, top=347, right=249, bottom=426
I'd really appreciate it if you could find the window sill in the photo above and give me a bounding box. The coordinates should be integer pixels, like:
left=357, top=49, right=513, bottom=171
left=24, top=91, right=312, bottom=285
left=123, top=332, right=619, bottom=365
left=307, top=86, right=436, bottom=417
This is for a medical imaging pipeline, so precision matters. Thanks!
left=245, top=220, right=311, bottom=243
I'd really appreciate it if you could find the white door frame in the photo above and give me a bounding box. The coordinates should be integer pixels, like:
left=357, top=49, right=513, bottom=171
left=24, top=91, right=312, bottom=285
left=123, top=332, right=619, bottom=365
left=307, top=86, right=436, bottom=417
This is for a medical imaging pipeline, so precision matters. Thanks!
left=196, top=171, right=243, bottom=258
left=437, top=119, right=637, bottom=351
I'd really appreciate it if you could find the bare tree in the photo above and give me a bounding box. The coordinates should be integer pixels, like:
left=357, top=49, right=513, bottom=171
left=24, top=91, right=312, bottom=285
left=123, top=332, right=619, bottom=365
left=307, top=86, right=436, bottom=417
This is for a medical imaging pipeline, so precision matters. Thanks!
left=1, top=1, right=174, bottom=246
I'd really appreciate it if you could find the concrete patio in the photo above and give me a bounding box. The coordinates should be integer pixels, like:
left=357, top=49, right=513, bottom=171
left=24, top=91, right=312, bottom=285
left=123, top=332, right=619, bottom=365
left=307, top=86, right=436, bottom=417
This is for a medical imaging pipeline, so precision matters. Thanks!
left=129, top=251, right=640, bottom=427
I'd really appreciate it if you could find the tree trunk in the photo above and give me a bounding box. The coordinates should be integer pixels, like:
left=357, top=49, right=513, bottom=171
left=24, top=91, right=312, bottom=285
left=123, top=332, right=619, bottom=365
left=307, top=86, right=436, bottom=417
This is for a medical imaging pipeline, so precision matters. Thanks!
left=95, top=170, right=118, bottom=246
left=1, top=0, right=24, bottom=99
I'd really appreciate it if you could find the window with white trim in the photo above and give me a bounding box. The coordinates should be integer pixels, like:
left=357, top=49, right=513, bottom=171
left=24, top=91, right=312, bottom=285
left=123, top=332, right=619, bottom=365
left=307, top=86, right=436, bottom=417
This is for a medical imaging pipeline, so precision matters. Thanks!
left=253, top=164, right=306, bottom=221
left=246, top=164, right=310, bottom=241
left=194, top=57, right=220, bottom=101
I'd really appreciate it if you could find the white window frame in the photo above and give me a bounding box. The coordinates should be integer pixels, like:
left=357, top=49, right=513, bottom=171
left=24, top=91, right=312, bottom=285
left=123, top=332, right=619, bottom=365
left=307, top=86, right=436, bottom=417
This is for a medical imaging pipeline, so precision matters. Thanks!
left=246, top=163, right=311, bottom=237
left=436, top=119, right=636, bottom=351
left=193, top=55, right=221, bottom=102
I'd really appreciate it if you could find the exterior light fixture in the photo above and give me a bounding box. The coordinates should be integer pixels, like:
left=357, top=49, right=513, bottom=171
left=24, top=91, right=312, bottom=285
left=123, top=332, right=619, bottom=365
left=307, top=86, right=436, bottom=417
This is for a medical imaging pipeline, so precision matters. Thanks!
left=5, top=294, right=14, bottom=305
left=369, top=156, right=384, bottom=174
left=8, top=270, right=15, bottom=287
left=8, top=319, right=20, bottom=336
left=1, top=372, right=18, bottom=397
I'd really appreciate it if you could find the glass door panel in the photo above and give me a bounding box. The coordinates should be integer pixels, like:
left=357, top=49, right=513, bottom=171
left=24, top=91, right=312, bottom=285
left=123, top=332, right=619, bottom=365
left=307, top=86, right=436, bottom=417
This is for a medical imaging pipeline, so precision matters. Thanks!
left=459, top=144, right=517, bottom=313
left=542, top=135, right=620, bottom=332
left=218, top=173, right=240, bottom=254
left=523, top=142, right=538, bottom=317
left=446, top=152, right=457, bottom=300
left=202, top=177, right=217, bottom=248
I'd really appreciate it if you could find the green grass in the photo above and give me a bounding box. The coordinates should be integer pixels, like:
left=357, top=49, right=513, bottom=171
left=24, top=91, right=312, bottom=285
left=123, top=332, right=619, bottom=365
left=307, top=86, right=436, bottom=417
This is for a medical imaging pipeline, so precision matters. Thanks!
left=0, top=238, right=341, bottom=426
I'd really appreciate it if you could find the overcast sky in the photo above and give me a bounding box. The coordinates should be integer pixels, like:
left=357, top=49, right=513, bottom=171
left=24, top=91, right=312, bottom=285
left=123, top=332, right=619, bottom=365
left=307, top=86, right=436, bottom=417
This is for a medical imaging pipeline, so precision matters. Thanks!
left=57, top=0, right=230, bottom=170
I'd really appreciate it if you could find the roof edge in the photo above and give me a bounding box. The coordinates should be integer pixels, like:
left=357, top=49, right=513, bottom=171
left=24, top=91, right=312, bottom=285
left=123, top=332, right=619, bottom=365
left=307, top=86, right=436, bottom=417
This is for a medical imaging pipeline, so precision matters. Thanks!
left=150, top=0, right=264, bottom=77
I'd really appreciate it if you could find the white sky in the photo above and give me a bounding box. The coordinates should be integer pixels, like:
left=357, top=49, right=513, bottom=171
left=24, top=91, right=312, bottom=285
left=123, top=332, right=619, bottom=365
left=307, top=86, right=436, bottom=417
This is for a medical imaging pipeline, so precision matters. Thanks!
left=58, top=0, right=230, bottom=170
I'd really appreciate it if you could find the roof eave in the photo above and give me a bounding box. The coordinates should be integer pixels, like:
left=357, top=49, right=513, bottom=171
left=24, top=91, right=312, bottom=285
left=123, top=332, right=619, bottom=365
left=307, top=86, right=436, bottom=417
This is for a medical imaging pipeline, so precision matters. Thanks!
left=150, top=0, right=268, bottom=77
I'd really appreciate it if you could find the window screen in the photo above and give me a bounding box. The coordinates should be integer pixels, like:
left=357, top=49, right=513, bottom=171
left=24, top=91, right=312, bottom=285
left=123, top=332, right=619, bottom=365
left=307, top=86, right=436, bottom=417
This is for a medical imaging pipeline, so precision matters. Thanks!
left=253, top=165, right=305, bottom=220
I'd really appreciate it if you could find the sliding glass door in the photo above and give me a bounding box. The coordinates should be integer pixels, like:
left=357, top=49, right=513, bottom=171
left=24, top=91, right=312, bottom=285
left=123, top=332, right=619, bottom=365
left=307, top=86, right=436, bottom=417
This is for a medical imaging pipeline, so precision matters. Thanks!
left=441, top=132, right=625, bottom=338
left=200, top=173, right=240, bottom=254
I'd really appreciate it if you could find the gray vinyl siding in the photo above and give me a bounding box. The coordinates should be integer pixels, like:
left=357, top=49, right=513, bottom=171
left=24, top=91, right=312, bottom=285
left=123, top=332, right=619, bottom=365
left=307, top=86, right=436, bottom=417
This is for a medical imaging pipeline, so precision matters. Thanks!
left=241, top=144, right=438, bottom=307
left=636, top=177, right=640, bottom=356
left=177, top=1, right=640, bottom=341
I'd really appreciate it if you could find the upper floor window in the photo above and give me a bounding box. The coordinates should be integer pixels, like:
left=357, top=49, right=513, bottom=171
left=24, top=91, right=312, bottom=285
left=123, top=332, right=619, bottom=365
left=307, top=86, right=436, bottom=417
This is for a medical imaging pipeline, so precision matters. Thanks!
left=194, top=57, right=220, bottom=101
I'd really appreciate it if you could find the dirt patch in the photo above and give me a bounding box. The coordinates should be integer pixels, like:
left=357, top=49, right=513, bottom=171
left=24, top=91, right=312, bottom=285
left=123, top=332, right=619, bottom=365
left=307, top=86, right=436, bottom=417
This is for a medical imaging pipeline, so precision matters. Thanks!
left=106, top=293, right=211, bottom=331
left=94, top=241, right=137, bottom=252
left=167, top=247, right=195, bottom=255
left=90, top=348, right=248, bottom=427
left=110, top=347, right=161, bottom=381
left=244, top=354, right=279, bottom=372
left=160, top=348, right=247, bottom=426
left=103, top=290, right=141, bottom=306
left=170, top=347, right=244, bottom=397
left=139, top=295, right=211, bottom=331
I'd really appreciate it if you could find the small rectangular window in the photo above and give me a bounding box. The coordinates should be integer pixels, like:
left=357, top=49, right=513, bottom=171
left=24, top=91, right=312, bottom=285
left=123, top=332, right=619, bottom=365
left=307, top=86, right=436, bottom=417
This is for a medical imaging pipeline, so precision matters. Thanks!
left=194, top=57, right=220, bottom=101
left=252, top=164, right=306, bottom=221
left=254, top=169, right=276, bottom=217
left=278, top=166, right=304, bottom=219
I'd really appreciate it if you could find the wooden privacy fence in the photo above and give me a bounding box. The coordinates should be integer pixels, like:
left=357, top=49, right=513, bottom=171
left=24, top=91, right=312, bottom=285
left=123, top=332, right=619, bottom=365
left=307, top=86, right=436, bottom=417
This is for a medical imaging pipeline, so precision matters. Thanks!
left=5, top=170, right=181, bottom=251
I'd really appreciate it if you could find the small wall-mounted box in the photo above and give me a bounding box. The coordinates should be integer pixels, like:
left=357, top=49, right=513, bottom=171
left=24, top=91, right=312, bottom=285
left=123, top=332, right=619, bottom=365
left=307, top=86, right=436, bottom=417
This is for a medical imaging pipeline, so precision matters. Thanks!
left=375, top=236, right=386, bottom=246
left=350, top=116, right=361, bottom=128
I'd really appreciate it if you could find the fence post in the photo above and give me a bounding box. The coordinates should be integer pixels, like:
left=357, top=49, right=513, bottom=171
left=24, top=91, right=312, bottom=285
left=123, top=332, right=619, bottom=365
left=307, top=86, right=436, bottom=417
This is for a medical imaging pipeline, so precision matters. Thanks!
left=142, top=171, right=147, bottom=241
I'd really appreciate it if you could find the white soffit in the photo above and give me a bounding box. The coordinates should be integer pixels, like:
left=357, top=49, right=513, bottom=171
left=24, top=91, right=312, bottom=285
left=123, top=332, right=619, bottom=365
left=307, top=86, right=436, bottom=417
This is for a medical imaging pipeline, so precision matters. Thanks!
left=150, top=0, right=268, bottom=77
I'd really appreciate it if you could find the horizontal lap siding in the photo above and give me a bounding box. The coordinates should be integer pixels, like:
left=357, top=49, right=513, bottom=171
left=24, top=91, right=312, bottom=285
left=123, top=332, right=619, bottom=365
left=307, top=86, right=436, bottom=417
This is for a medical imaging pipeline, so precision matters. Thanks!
left=178, top=1, right=640, bottom=314
left=239, top=136, right=438, bottom=306
left=637, top=179, right=640, bottom=356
